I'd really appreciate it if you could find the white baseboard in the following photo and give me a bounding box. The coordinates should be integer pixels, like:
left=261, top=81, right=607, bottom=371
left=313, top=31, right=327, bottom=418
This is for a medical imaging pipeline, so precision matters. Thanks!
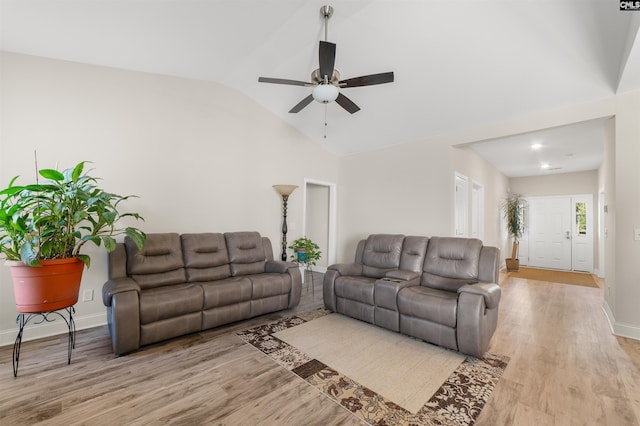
left=602, top=301, right=640, bottom=340
left=0, top=311, right=107, bottom=347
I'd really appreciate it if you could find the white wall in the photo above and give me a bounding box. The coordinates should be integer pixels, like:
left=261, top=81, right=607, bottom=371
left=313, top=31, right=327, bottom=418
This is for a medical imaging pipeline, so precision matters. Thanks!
left=453, top=146, right=510, bottom=254
left=338, top=141, right=453, bottom=260
left=509, top=170, right=598, bottom=197
left=609, top=92, right=640, bottom=338
left=0, top=52, right=339, bottom=344
left=599, top=118, right=616, bottom=301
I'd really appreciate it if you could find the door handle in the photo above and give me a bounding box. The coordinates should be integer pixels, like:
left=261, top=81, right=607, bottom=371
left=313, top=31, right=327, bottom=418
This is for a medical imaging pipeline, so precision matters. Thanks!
left=566, top=231, right=571, bottom=240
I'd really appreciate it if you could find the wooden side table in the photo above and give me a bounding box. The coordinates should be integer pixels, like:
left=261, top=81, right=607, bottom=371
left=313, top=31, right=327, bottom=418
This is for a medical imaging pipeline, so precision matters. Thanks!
left=12, top=306, right=76, bottom=377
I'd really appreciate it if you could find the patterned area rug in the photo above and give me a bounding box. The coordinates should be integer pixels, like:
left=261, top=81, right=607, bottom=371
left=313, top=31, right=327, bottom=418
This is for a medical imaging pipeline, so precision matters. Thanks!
left=237, top=309, right=509, bottom=425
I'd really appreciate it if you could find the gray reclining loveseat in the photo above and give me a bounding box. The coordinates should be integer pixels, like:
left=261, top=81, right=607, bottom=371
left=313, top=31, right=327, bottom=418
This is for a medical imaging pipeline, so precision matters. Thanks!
left=102, top=231, right=301, bottom=355
left=323, top=234, right=500, bottom=358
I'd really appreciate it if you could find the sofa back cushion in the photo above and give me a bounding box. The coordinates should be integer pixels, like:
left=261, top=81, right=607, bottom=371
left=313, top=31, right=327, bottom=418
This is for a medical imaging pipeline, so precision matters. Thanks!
left=125, top=233, right=186, bottom=289
left=181, top=233, right=231, bottom=282
left=361, top=234, right=405, bottom=278
left=421, top=237, right=482, bottom=292
left=399, top=236, right=429, bottom=273
left=224, top=232, right=267, bottom=276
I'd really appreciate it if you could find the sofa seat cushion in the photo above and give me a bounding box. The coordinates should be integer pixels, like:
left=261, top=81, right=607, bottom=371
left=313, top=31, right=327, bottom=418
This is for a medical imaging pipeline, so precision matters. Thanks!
left=397, top=286, right=458, bottom=328
left=140, top=284, right=204, bottom=325
left=335, top=276, right=376, bottom=305
left=200, top=277, right=252, bottom=310
left=249, top=273, right=292, bottom=299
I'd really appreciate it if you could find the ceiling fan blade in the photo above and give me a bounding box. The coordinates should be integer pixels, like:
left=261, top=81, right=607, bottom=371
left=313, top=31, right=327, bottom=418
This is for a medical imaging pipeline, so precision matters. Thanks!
left=335, top=93, right=360, bottom=114
left=289, top=94, right=314, bottom=113
left=319, top=41, right=336, bottom=81
left=258, top=77, right=312, bottom=87
left=339, top=72, right=394, bottom=88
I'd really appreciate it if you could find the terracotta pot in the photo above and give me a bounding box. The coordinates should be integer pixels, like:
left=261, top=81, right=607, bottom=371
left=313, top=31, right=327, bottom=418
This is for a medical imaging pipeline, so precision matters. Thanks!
left=505, top=258, right=520, bottom=272
left=8, top=258, right=84, bottom=313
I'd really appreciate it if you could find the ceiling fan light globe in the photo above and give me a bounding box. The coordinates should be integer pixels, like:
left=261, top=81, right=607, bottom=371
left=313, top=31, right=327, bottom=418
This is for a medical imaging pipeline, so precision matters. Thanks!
left=312, top=84, right=339, bottom=103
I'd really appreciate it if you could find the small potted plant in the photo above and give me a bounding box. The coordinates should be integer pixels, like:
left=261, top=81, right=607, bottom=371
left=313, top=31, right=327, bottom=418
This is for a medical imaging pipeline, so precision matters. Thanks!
left=288, top=236, right=322, bottom=268
left=502, top=193, right=525, bottom=272
left=0, top=160, right=146, bottom=313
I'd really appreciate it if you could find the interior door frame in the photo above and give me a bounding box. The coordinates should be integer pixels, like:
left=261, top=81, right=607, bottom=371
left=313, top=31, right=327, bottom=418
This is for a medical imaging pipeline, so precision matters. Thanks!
left=471, top=180, right=485, bottom=241
left=301, top=178, right=337, bottom=272
left=454, top=172, right=469, bottom=237
left=598, top=187, right=606, bottom=278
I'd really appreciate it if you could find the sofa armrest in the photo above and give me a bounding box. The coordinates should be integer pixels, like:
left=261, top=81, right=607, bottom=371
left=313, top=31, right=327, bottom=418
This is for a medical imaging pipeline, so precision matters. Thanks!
left=327, top=263, right=363, bottom=276
left=385, top=269, right=420, bottom=281
left=264, top=260, right=301, bottom=308
left=102, top=277, right=141, bottom=307
left=457, top=282, right=501, bottom=309
left=265, top=260, right=297, bottom=274
left=108, top=243, right=128, bottom=279
left=324, top=263, right=364, bottom=312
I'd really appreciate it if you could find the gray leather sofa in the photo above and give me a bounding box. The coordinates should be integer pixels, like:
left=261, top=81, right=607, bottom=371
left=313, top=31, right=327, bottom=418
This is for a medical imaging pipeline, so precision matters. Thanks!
left=323, top=234, right=500, bottom=358
left=102, top=231, right=301, bottom=355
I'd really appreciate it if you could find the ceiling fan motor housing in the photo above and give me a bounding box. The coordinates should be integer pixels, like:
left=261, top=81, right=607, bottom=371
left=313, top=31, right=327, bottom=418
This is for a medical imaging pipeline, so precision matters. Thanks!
left=312, top=68, right=341, bottom=84
left=312, top=84, right=339, bottom=103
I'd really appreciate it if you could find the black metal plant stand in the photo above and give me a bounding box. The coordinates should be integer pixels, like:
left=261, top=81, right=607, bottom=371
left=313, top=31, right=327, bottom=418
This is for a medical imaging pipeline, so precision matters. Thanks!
left=12, top=306, right=76, bottom=377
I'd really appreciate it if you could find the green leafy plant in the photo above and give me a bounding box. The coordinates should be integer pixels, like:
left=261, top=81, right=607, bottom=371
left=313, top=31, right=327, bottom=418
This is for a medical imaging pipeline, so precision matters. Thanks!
left=502, top=193, right=525, bottom=260
left=288, top=236, right=322, bottom=267
left=0, top=161, right=145, bottom=267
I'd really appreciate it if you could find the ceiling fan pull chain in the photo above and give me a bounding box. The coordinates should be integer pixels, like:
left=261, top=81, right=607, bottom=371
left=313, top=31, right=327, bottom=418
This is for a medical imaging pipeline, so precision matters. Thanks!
left=324, top=104, right=328, bottom=139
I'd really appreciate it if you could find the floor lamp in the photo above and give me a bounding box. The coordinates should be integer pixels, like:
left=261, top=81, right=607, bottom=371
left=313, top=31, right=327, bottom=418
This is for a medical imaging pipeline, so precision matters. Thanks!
left=273, top=184, right=298, bottom=261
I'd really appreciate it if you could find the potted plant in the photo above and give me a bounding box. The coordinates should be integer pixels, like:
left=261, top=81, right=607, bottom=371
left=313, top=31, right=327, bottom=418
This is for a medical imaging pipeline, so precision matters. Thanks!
left=0, top=160, right=146, bottom=313
left=288, top=236, right=322, bottom=268
left=503, top=193, right=525, bottom=272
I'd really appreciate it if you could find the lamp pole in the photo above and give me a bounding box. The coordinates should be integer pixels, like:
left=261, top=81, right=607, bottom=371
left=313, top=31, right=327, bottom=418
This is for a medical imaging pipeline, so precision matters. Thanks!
left=273, top=185, right=298, bottom=261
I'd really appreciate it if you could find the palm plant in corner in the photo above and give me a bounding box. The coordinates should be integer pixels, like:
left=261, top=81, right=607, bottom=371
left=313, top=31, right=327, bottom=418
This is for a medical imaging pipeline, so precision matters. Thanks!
left=503, top=193, right=525, bottom=272
left=0, top=160, right=146, bottom=313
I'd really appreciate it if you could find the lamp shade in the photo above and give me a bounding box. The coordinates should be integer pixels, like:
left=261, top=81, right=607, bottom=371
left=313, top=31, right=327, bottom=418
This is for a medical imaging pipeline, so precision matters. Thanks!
left=273, top=184, right=298, bottom=196
left=312, top=84, right=339, bottom=103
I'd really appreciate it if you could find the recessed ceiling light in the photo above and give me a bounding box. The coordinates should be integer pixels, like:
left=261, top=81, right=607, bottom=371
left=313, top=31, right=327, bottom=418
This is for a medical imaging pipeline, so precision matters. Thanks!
left=540, top=163, right=551, bottom=169
left=531, top=143, right=542, bottom=150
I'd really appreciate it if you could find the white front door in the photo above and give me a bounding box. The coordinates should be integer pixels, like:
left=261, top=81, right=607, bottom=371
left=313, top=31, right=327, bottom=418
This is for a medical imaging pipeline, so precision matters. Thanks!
left=571, top=195, right=594, bottom=272
left=528, top=197, right=572, bottom=270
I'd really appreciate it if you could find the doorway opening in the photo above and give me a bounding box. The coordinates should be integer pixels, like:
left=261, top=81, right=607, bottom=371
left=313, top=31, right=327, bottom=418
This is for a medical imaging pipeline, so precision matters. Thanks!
left=302, top=179, right=337, bottom=272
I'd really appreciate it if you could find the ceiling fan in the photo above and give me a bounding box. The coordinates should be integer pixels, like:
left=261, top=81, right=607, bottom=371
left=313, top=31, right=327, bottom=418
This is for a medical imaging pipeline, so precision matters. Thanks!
left=258, top=5, right=394, bottom=114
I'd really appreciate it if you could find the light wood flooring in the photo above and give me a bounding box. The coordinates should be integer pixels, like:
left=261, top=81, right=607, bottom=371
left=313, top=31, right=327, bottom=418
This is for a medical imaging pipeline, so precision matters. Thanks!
left=0, top=271, right=639, bottom=425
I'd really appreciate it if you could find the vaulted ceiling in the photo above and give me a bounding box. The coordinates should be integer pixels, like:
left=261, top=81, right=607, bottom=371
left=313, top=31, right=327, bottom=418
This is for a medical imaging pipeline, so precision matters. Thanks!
left=2, top=1, right=639, bottom=175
